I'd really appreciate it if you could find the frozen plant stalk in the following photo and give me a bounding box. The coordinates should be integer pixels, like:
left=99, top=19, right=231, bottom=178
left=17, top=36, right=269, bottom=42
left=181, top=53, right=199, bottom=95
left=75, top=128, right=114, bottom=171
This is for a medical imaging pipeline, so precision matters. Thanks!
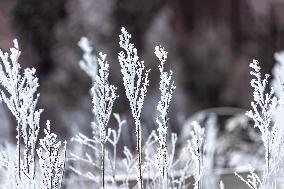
left=246, top=59, right=281, bottom=187
left=118, top=27, right=150, bottom=189
left=188, top=122, right=205, bottom=189
left=0, top=39, right=66, bottom=189
left=75, top=37, right=118, bottom=188
left=154, top=45, right=175, bottom=189
left=92, top=52, right=118, bottom=188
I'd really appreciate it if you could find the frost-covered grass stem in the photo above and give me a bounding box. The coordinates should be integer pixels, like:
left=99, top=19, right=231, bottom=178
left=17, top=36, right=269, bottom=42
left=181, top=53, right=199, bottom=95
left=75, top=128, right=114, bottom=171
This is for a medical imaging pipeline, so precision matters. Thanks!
left=154, top=45, right=175, bottom=189
left=136, top=121, right=143, bottom=189
left=101, top=143, right=105, bottom=188
left=246, top=59, right=279, bottom=186
left=118, top=27, right=150, bottom=189
left=74, top=37, right=118, bottom=188
left=188, top=122, right=204, bottom=189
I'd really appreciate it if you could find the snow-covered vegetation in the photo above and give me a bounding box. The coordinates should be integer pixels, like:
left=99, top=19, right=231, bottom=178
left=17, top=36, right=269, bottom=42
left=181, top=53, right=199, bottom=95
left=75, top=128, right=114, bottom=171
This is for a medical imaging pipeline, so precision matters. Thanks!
left=0, top=27, right=284, bottom=189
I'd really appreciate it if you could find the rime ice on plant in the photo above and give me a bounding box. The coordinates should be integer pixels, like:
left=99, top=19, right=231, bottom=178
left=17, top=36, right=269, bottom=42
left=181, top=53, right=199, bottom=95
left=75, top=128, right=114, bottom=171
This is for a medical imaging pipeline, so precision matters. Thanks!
left=73, top=28, right=195, bottom=189
left=247, top=60, right=278, bottom=182
left=37, top=121, right=67, bottom=189
left=0, top=40, right=41, bottom=180
left=91, top=51, right=118, bottom=188
left=118, top=27, right=150, bottom=189
left=246, top=60, right=278, bottom=150
left=91, top=52, right=118, bottom=144
left=235, top=166, right=264, bottom=189
left=238, top=59, right=284, bottom=188
left=154, top=45, right=175, bottom=188
left=78, top=37, right=98, bottom=81
left=188, top=122, right=204, bottom=189
left=0, top=39, right=66, bottom=189
left=107, top=113, right=126, bottom=184
left=71, top=37, right=118, bottom=188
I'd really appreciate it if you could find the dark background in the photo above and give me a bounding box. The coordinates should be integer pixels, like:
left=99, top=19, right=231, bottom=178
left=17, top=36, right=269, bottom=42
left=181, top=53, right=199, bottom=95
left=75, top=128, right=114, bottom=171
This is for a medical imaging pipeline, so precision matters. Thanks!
left=0, top=0, right=283, bottom=143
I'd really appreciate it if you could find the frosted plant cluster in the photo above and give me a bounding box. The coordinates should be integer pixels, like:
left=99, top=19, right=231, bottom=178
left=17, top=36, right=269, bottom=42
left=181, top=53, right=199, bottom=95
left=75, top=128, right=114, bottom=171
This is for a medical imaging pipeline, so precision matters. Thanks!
left=71, top=28, right=196, bottom=189
left=70, top=37, right=118, bottom=188
left=118, top=27, right=150, bottom=189
left=154, top=45, right=175, bottom=189
left=1, top=27, right=284, bottom=189
left=235, top=58, right=284, bottom=189
left=0, top=40, right=66, bottom=189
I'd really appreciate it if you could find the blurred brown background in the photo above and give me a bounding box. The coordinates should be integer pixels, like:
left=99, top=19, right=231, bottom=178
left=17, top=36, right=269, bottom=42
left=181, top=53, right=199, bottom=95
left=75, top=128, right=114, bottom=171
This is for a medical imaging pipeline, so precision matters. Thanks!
left=0, top=0, right=284, bottom=142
